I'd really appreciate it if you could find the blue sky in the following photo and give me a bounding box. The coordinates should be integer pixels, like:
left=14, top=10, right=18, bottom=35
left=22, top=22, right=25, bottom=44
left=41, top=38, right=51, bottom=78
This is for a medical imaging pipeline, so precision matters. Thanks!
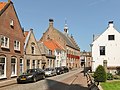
left=2, top=0, right=120, bottom=51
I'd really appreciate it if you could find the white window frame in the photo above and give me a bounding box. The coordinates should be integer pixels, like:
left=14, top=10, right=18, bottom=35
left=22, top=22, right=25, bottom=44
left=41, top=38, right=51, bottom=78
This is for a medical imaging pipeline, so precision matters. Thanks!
left=27, top=59, right=30, bottom=70
left=14, top=40, right=20, bottom=51
left=0, top=56, right=6, bottom=79
left=11, top=57, right=17, bottom=77
left=1, top=35, right=9, bottom=48
left=10, top=19, right=14, bottom=28
left=20, top=58, right=23, bottom=74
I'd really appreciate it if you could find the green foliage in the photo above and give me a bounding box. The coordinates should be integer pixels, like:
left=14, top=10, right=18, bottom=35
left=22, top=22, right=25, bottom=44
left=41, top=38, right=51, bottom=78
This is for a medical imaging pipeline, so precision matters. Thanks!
left=94, top=65, right=107, bottom=82
left=107, top=73, right=113, bottom=80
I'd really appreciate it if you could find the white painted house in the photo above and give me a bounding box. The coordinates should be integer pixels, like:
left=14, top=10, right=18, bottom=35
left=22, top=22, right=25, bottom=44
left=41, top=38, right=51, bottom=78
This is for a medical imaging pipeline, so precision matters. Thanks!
left=92, top=21, right=120, bottom=73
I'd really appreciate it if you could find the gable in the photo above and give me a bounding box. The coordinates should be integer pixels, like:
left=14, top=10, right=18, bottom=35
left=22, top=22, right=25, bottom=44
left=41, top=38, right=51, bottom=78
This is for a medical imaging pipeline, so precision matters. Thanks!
left=92, top=23, right=120, bottom=45
left=24, top=30, right=41, bottom=55
left=0, top=2, right=24, bottom=38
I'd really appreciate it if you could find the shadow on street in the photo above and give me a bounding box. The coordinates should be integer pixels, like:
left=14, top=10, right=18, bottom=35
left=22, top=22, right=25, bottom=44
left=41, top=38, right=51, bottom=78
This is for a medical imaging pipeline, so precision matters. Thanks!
left=45, top=79, right=89, bottom=90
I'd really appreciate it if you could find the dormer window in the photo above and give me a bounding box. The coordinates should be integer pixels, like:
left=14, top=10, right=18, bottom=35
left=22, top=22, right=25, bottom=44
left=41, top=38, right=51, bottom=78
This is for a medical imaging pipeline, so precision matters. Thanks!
left=10, top=19, right=14, bottom=29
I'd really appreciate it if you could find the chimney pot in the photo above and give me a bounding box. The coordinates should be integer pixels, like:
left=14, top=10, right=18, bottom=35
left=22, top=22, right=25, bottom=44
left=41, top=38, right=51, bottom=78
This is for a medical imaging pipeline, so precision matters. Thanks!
left=108, top=21, right=114, bottom=27
left=49, top=19, right=54, bottom=22
left=49, top=19, right=54, bottom=27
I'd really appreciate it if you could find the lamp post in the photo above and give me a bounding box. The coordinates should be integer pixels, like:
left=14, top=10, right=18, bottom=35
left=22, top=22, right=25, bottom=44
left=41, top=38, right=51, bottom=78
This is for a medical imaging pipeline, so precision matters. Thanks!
left=83, top=50, right=86, bottom=76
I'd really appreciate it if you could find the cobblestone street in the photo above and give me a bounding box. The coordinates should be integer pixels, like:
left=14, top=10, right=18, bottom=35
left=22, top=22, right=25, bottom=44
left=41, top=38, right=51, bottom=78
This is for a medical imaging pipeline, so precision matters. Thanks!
left=0, top=69, right=89, bottom=90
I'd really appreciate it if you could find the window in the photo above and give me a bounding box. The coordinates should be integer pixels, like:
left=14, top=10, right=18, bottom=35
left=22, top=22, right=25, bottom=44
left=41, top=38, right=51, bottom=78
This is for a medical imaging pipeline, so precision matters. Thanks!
left=14, top=40, right=20, bottom=51
left=108, top=35, right=115, bottom=40
left=27, top=60, right=30, bottom=69
left=32, top=60, right=35, bottom=69
left=37, top=60, right=40, bottom=68
left=10, top=19, right=14, bottom=28
left=48, top=50, right=52, bottom=55
left=11, top=57, right=17, bottom=76
left=1, top=36, right=9, bottom=48
left=0, top=57, right=6, bottom=78
left=31, top=45, right=35, bottom=54
left=100, top=46, right=105, bottom=55
left=20, top=58, right=23, bottom=74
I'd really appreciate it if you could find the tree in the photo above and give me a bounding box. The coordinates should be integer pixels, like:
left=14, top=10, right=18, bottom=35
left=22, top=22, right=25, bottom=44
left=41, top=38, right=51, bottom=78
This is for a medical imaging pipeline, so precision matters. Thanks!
left=94, top=65, right=107, bottom=82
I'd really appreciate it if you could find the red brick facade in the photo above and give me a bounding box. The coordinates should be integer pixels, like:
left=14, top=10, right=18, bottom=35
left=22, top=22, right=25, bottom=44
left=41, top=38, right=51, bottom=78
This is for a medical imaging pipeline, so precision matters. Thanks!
left=0, top=2, right=24, bottom=79
left=40, top=19, right=80, bottom=69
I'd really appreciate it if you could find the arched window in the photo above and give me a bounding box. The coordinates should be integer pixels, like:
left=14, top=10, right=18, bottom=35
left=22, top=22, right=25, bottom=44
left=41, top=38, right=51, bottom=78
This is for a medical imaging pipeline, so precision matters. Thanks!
left=31, top=42, right=35, bottom=54
left=11, top=57, right=17, bottom=76
left=20, top=58, right=23, bottom=74
left=0, top=56, right=6, bottom=78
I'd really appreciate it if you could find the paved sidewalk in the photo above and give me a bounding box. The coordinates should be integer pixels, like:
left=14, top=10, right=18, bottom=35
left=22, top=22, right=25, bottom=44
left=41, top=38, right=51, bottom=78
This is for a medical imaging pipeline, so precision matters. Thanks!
left=0, top=78, right=16, bottom=88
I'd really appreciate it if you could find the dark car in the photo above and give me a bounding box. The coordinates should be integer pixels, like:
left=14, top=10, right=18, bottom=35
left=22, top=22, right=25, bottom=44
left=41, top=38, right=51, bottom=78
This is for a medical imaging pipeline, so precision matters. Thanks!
left=61, top=66, right=69, bottom=73
left=55, top=67, right=64, bottom=75
left=17, top=68, right=45, bottom=83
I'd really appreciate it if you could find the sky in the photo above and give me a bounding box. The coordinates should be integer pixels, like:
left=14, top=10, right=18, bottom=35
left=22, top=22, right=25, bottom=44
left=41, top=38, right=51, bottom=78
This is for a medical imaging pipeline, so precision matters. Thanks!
left=2, top=0, right=120, bottom=51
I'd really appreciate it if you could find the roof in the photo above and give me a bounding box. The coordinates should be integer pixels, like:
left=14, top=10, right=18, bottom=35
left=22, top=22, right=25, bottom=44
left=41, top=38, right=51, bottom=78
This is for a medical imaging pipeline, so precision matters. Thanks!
left=24, top=31, right=29, bottom=40
left=54, top=28, right=80, bottom=50
left=43, top=39, right=64, bottom=51
left=0, top=2, right=7, bottom=11
left=24, top=31, right=31, bottom=49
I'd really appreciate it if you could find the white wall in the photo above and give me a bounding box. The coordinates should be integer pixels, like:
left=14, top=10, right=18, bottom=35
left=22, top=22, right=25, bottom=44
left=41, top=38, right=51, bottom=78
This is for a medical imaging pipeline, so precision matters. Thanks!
left=92, top=22, right=120, bottom=71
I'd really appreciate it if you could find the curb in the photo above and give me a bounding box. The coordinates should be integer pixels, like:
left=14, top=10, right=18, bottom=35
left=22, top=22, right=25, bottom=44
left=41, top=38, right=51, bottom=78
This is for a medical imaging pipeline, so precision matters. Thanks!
left=0, top=78, right=16, bottom=88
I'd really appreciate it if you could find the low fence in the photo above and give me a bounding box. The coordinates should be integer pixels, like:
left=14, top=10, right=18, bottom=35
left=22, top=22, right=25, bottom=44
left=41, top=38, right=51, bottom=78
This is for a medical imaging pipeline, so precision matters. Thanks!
left=86, top=72, right=100, bottom=90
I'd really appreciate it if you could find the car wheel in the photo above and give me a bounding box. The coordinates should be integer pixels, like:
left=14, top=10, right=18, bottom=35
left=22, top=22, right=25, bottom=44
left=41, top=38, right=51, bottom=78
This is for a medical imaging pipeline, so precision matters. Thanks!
left=33, top=77, right=37, bottom=82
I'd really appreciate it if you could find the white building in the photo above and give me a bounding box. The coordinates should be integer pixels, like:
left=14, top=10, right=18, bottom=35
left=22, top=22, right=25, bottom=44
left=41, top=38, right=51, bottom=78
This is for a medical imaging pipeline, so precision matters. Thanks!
left=92, top=21, right=120, bottom=73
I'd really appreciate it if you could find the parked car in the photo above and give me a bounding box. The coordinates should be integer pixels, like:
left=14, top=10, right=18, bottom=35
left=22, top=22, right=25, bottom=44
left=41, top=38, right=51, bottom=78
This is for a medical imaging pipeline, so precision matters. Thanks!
left=44, top=68, right=56, bottom=76
left=55, top=67, right=64, bottom=75
left=17, top=68, right=45, bottom=83
left=61, top=66, right=69, bottom=73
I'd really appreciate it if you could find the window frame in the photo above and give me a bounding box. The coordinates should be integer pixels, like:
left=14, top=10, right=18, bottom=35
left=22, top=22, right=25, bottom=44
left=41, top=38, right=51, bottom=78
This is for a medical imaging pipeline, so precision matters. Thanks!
left=108, top=35, right=115, bottom=40
left=1, top=35, right=9, bottom=49
left=20, top=58, right=23, bottom=74
left=14, top=40, right=20, bottom=51
left=11, top=57, right=17, bottom=77
left=0, top=56, right=6, bottom=79
left=100, top=46, right=105, bottom=55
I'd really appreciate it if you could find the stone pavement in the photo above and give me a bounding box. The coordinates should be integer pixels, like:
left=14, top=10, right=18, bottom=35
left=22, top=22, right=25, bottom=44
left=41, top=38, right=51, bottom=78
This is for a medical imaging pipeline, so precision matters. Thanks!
left=0, top=78, right=16, bottom=88
left=0, top=69, right=102, bottom=90
left=47, top=71, right=89, bottom=90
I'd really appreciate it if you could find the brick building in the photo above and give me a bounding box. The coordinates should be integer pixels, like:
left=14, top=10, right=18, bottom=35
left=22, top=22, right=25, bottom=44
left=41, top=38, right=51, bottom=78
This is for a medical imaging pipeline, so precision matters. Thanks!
left=24, top=29, right=42, bottom=72
left=40, top=19, right=80, bottom=69
left=0, top=1, right=24, bottom=79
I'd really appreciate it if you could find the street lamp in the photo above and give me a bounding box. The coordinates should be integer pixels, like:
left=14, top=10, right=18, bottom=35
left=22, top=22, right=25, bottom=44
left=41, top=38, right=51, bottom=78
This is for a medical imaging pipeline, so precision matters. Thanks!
left=83, top=50, right=86, bottom=76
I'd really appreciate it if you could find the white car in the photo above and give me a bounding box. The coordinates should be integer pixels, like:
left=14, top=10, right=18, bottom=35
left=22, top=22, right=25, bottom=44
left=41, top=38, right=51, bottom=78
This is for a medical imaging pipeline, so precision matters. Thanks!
left=44, top=68, right=56, bottom=76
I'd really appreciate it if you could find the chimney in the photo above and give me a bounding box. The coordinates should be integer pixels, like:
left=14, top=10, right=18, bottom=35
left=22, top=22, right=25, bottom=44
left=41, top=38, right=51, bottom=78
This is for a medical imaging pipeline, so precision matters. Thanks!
left=49, top=19, right=54, bottom=27
left=108, top=21, right=114, bottom=27
left=30, top=28, right=33, bottom=31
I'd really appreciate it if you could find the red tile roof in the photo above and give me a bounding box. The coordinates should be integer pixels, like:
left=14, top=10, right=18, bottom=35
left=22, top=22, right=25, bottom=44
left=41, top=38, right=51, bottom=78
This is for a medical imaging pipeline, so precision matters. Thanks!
left=0, top=2, right=7, bottom=11
left=43, top=39, right=64, bottom=51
